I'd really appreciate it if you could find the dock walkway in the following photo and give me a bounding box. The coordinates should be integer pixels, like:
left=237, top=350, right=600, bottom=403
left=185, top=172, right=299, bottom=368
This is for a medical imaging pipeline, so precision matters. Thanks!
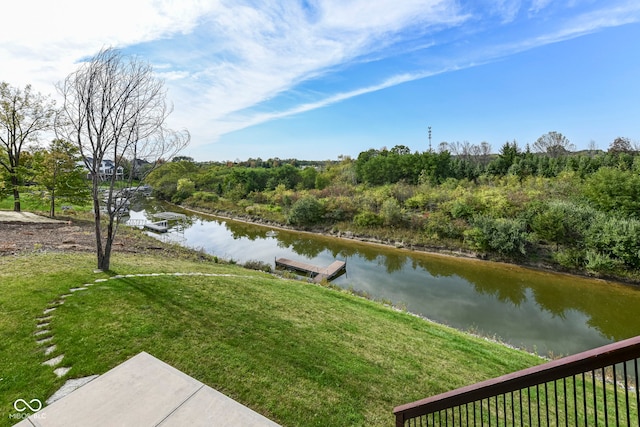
left=144, top=220, right=169, bottom=233
left=275, top=258, right=346, bottom=282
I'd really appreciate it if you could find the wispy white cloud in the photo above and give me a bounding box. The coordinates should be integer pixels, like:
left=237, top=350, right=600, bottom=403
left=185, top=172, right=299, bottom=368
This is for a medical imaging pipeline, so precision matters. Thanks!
left=0, top=0, right=216, bottom=88
left=214, top=70, right=450, bottom=134
left=1, top=0, right=639, bottom=151
left=493, top=0, right=522, bottom=23
left=174, top=0, right=640, bottom=147
left=528, top=0, right=552, bottom=16
left=492, top=1, right=640, bottom=54
left=162, top=0, right=469, bottom=145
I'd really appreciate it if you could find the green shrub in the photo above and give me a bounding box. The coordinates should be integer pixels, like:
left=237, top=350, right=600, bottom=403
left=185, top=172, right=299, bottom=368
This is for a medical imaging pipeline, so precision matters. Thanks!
left=584, top=250, right=622, bottom=274
left=552, top=249, right=585, bottom=269
left=465, top=215, right=528, bottom=257
left=584, top=167, right=640, bottom=216
left=243, top=259, right=272, bottom=272
left=353, top=211, right=383, bottom=227
left=531, top=201, right=595, bottom=249
left=424, top=211, right=466, bottom=240
left=191, top=191, right=218, bottom=203
left=380, top=198, right=403, bottom=227
left=287, top=195, right=324, bottom=226
left=586, top=215, right=640, bottom=269
left=323, top=196, right=357, bottom=222
left=172, top=178, right=196, bottom=203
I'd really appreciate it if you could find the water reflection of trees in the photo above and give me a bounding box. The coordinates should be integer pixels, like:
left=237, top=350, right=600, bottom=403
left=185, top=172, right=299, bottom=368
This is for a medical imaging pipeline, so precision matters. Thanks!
left=414, top=254, right=640, bottom=342
left=276, top=236, right=325, bottom=258
left=225, top=220, right=268, bottom=241
left=143, top=200, right=640, bottom=344
left=411, top=257, right=528, bottom=306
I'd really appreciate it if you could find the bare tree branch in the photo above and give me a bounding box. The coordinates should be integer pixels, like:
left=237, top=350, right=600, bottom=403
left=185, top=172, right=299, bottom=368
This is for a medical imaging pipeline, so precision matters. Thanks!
left=55, top=47, right=189, bottom=270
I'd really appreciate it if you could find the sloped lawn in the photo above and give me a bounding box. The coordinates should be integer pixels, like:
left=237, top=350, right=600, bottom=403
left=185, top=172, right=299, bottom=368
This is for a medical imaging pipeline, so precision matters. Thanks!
left=0, top=252, right=541, bottom=426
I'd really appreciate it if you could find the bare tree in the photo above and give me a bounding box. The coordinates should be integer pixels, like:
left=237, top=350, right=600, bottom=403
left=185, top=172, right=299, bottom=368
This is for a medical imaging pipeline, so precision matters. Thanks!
left=0, top=82, right=56, bottom=211
left=437, top=141, right=450, bottom=154
left=533, top=131, right=575, bottom=157
left=609, top=136, right=633, bottom=154
left=55, top=48, right=189, bottom=270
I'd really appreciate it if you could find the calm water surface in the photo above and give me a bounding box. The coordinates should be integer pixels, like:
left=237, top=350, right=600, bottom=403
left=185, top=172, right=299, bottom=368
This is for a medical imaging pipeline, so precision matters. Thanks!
left=128, top=201, right=640, bottom=357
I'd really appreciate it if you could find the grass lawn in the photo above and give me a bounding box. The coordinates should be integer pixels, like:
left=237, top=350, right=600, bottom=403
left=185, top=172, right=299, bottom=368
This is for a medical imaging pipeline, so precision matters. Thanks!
left=0, top=251, right=542, bottom=426
left=0, top=193, right=92, bottom=215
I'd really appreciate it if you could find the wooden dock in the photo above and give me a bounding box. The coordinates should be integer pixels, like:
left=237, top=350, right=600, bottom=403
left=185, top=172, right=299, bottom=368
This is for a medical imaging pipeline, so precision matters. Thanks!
left=275, top=258, right=346, bottom=283
left=144, top=220, right=169, bottom=233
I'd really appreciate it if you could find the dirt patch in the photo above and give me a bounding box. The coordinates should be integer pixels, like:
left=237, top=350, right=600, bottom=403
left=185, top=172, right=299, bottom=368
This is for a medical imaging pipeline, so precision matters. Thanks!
left=0, top=211, right=63, bottom=223
left=0, top=222, right=92, bottom=255
left=0, top=217, right=158, bottom=256
left=0, top=212, right=212, bottom=262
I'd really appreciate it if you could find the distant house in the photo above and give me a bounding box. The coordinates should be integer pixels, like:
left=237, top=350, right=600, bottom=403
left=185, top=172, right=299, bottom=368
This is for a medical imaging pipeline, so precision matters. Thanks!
left=81, top=158, right=125, bottom=181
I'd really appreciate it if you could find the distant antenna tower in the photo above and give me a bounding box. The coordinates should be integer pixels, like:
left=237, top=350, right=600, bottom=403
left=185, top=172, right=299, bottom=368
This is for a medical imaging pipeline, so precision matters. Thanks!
left=428, top=126, right=432, bottom=152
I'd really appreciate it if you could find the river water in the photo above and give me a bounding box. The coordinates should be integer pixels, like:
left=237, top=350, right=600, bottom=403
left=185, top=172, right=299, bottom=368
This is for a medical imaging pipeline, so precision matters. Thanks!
left=127, top=201, right=640, bottom=357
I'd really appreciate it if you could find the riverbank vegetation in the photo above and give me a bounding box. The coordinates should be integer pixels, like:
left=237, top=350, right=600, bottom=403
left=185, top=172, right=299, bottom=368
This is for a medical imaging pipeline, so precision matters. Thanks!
left=0, top=251, right=542, bottom=426
left=146, top=135, right=640, bottom=282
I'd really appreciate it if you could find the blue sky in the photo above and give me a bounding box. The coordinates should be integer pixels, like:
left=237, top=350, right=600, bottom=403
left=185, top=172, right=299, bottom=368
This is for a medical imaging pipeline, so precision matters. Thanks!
left=1, top=1, right=639, bottom=161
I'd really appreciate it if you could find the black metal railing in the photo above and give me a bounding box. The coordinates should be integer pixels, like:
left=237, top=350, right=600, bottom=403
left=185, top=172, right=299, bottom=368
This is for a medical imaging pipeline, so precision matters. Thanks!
left=394, top=335, right=640, bottom=426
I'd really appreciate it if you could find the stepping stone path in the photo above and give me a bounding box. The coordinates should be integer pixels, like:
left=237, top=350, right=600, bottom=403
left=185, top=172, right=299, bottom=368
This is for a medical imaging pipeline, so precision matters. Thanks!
left=35, top=271, right=255, bottom=403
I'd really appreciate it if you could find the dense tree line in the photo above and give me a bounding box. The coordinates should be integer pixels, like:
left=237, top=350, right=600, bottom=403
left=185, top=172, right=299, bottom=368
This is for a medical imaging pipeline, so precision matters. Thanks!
left=145, top=133, right=640, bottom=280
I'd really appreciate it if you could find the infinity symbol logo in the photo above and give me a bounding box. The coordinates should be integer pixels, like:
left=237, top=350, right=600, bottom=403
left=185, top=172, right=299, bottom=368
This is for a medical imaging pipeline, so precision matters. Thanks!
left=13, top=398, right=42, bottom=412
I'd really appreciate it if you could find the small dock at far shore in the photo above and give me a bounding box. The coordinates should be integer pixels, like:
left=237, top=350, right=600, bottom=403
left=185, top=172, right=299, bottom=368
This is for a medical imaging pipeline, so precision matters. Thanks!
left=275, top=258, right=346, bottom=283
left=144, top=220, right=169, bottom=233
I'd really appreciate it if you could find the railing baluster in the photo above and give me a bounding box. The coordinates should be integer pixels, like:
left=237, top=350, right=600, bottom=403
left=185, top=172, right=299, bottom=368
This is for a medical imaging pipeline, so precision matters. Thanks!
left=519, top=389, right=523, bottom=427
left=636, top=358, right=639, bottom=427
left=528, top=386, right=532, bottom=427
left=510, top=391, right=514, bottom=426
left=536, top=384, right=541, bottom=427
left=602, top=367, right=608, bottom=426
left=613, top=364, right=619, bottom=426
left=564, top=377, right=569, bottom=427
left=593, top=369, right=598, bottom=427
left=623, top=362, right=629, bottom=427
left=553, top=381, right=560, bottom=425
left=582, top=372, right=587, bottom=427
left=544, top=382, right=550, bottom=427
left=473, top=400, right=476, bottom=427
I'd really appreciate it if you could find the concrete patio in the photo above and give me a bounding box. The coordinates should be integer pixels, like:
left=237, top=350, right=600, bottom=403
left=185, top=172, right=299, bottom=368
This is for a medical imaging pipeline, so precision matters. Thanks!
left=14, top=352, right=281, bottom=427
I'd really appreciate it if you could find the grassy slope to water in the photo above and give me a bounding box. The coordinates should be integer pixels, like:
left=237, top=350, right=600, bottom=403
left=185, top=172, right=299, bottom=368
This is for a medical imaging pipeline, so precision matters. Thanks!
left=0, top=251, right=542, bottom=426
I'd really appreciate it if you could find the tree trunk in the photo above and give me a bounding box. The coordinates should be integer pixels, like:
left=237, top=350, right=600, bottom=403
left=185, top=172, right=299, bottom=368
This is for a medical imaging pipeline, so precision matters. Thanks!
left=100, top=226, right=114, bottom=271
left=97, top=248, right=111, bottom=271
left=93, top=186, right=105, bottom=270
left=11, top=174, right=20, bottom=212
left=50, top=167, right=57, bottom=217
left=50, top=189, right=55, bottom=218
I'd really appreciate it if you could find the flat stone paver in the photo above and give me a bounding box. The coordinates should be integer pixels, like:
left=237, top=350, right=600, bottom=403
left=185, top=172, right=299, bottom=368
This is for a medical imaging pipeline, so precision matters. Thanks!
left=36, top=337, right=53, bottom=345
left=46, top=375, right=99, bottom=405
left=15, top=352, right=281, bottom=427
left=52, top=367, right=71, bottom=378
left=42, top=355, right=64, bottom=367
